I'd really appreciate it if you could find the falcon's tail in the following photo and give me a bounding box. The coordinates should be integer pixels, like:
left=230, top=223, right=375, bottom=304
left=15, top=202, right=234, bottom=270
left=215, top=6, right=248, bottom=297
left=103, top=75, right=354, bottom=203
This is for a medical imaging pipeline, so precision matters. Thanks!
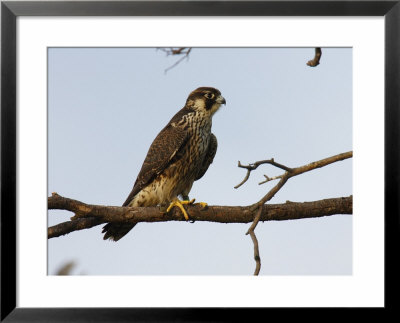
left=102, top=222, right=137, bottom=241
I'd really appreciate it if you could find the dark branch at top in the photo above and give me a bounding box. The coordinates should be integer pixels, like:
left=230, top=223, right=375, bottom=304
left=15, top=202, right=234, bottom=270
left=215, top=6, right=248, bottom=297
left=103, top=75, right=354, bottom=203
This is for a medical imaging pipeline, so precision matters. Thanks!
left=158, top=47, right=192, bottom=73
left=307, top=47, right=322, bottom=67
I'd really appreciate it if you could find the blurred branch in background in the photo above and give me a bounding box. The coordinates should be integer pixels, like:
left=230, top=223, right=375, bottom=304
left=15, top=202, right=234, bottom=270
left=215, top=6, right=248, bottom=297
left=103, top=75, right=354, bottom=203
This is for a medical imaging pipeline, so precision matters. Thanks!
left=55, top=261, right=76, bottom=275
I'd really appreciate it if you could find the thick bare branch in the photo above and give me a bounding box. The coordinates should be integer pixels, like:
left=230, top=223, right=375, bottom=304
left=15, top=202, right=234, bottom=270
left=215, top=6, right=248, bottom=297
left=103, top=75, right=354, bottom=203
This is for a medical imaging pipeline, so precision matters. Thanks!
left=48, top=217, right=103, bottom=238
left=48, top=194, right=352, bottom=238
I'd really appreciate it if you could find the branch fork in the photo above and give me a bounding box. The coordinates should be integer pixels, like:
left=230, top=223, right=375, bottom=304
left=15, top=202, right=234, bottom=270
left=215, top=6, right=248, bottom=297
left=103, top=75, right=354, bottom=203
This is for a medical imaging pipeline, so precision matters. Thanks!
left=236, top=151, right=353, bottom=275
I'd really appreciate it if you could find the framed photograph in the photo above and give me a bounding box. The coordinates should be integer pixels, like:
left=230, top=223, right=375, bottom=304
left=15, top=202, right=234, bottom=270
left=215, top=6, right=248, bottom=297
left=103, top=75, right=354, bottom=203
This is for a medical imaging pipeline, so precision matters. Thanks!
left=1, top=0, right=399, bottom=320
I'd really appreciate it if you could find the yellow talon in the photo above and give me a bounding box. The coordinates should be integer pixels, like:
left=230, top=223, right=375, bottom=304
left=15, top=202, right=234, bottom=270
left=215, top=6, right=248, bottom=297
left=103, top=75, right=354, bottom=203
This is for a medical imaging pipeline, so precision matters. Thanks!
left=166, top=199, right=208, bottom=221
left=166, top=199, right=192, bottom=221
left=197, top=202, right=208, bottom=208
left=181, top=198, right=196, bottom=205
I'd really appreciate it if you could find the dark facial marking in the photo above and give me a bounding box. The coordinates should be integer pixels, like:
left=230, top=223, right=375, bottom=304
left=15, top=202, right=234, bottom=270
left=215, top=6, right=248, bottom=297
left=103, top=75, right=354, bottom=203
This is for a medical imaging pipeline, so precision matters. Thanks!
left=187, top=87, right=221, bottom=110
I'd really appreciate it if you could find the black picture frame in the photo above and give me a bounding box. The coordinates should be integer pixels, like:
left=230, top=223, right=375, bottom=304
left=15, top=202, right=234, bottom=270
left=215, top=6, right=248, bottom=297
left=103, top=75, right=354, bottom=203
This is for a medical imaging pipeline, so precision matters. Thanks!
left=1, top=1, right=399, bottom=321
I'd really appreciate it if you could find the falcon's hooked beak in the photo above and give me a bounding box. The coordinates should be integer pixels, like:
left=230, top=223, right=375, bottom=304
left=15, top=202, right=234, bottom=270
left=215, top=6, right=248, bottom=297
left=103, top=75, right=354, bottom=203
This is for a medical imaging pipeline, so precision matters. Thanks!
left=216, top=95, right=226, bottom=105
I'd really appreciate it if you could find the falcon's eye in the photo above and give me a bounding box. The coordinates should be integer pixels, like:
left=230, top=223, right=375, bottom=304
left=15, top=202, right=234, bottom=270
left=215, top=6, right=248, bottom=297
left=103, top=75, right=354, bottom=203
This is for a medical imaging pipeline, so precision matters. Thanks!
left=204, top=92, right=214, bottom=99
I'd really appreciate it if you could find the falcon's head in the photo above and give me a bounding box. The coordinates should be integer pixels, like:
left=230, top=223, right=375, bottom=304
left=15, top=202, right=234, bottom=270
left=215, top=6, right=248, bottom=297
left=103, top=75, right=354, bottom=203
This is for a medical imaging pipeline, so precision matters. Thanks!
left=186, top=87, right=226, bottom=116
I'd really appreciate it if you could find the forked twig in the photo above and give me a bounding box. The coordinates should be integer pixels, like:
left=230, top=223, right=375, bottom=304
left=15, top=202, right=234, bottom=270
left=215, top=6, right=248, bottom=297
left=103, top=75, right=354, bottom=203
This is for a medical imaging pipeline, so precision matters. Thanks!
left=238, top=151, right=353, bottom=275
left=234, top=159, right=292, bottom=189
left=158, top=47, right=192, bottom=73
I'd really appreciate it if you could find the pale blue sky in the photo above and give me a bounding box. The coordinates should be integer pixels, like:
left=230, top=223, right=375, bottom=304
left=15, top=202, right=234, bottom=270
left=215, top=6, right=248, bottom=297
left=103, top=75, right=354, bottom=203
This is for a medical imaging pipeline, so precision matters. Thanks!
left=48, top=47, right=352, bottom=275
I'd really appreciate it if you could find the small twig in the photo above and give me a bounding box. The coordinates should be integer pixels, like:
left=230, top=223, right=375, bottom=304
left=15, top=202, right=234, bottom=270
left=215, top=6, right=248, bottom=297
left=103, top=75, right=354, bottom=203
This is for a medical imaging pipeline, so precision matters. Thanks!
left=307, top=47, right=322, bottom=67
left=247, top=206, right=263, bottom=275
left=158, top=47, right=188, bottom=56
left=249, top=231, right=261, bottom=275
left=258, top=174, right=284, bottom=185
left=235, top=159, right=292, bottom=189
left=234, top=163, right=251, bottom=189
left=170, top=48, right=186, bottom=55
left=158, top=47, right=192, bottom=73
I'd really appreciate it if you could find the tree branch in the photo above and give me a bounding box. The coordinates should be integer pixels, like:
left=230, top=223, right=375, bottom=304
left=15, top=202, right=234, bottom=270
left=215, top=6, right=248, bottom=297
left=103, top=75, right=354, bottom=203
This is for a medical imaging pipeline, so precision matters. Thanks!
left=249, top=206, right=263, bottom=275
left=235, top=158, right=292, bottom=189
left=158, top=47, right=192, bottom=73
left=49, top=151, right=352, bottom=277
left=307, top=47, right=322, bottom=67
left=48, top=217, right=103, bottom=239
left=236, top=151, right=352, bottom=274
left=236, top=151, right=352, bottom=191
left=48, top=194, right=352, bottom=239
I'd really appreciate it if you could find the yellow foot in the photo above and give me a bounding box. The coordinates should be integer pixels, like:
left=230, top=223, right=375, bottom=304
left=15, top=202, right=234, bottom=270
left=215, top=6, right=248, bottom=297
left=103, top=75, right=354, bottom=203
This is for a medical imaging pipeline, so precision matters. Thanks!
left=183, top=198, right=208, bottom=208
left=196, top=202, right=208, bottom=209
left=166, top=199, right=195, bottom=221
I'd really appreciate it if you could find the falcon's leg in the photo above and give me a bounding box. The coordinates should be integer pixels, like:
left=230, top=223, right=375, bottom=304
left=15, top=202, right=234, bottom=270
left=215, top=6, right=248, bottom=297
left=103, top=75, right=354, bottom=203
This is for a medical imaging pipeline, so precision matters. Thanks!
left=166, top=198, right=194, bottom=221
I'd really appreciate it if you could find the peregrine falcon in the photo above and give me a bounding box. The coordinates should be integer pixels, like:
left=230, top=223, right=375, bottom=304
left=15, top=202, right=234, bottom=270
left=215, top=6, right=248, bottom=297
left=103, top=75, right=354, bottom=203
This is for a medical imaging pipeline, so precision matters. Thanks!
left=102, top=87, right=226, bottom=241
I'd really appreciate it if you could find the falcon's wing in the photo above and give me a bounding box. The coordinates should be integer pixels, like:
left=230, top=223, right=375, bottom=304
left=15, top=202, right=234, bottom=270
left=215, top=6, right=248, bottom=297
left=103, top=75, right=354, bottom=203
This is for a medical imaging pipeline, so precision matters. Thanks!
left=123, top=124, right=188, bottom=206
left=195, top=133, right=218, bottom=181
